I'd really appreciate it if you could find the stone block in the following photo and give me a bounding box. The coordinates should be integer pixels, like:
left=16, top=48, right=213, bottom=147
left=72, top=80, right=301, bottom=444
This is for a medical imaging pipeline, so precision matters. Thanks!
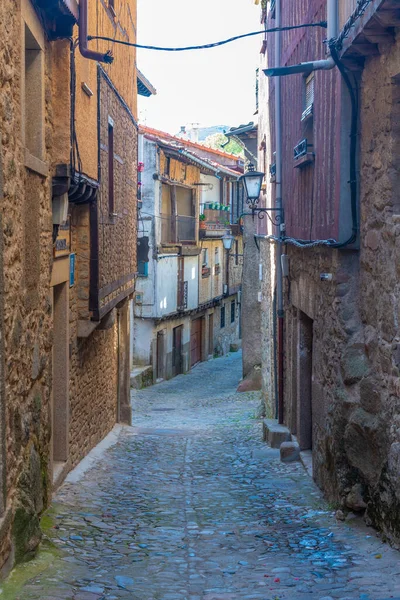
left=280, top=441, right=300, bottom=463
left=237, top=365, right=261, bottom=392
left=263, top=418, right=291, bottom=448
left=130, top=365, right=153, bottom=389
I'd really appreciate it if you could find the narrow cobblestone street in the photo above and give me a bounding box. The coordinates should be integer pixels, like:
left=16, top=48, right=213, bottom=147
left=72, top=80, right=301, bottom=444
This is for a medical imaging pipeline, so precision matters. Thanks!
left=2, top=352, right=400, bottom=600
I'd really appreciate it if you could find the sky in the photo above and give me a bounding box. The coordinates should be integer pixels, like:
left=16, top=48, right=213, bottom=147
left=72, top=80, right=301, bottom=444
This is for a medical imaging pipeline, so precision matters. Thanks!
left=136, top=0, right=261, bottom=136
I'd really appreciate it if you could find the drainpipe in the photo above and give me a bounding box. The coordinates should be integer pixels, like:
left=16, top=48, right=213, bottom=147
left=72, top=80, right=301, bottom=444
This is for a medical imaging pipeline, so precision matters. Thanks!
left=264, top=0, right=338, bottom=77
left=79, top=0, right=114, bottom=63
left=274, top=0, right=284, bottom=425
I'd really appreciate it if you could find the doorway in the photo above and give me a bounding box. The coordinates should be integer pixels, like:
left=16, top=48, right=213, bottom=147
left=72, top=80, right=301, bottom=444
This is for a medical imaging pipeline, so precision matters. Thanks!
left=172, top=325, right=183, bottom=376
left=156, top=330, right=165, bottom=380
left=52, top=282, right=69, bottom=480
left=190, top=317, right=202, bottom=367
left=297, top=311, right=313, bottom=450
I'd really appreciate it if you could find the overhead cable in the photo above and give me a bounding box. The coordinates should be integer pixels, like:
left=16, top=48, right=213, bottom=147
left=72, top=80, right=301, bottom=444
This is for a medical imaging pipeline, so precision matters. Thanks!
left=88, top=22, right=327, bottom=52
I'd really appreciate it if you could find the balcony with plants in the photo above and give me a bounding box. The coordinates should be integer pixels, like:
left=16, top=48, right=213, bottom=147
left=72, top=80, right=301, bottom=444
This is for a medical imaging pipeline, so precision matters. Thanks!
left=199, top=203, right=231, bottom=239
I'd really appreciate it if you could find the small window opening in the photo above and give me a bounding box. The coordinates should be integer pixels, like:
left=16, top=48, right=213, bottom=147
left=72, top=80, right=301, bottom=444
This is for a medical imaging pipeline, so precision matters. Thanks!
left=202, top=249, right=208, bottom=267
left=220, top=305, right=225, bottom=329
left=302, top=73, right=314, bottom=121
left=108, top=118, right=115, bottom=215
left=231, top=300, right=235, bottom=324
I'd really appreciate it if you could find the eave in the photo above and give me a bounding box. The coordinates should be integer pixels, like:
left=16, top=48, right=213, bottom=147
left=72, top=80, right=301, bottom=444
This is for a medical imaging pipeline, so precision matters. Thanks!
left=337, top=0, right=400, bottom=69
left=137, top=69, right=157, bottom=97
left=32, top=0, right=79, bottom=39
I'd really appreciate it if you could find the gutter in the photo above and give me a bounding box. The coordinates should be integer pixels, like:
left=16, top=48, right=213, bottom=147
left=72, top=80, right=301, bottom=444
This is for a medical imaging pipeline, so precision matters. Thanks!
left=264, top=0, right=338, bottom=77
left=178, top=149, right=240, bottom=180
left=79, top=0, right=114, bottom=63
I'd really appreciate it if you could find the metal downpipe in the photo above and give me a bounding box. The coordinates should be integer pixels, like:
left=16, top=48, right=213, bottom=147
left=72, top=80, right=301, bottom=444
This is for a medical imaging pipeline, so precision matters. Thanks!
left=79, top=0, right=114, bottom=63
left=274, top=0, right=284, bottom=424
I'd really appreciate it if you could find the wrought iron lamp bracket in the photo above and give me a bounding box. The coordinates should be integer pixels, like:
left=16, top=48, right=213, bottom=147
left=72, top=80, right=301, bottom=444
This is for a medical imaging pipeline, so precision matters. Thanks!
left=241, top=204, right=284, bottom=226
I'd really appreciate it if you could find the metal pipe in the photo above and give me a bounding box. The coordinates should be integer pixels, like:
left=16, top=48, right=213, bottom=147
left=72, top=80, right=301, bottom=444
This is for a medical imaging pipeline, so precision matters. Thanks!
left=79, top=0, right=114, bottom=63
left=264, top=0, right=338, bottom=77
left=274, top=0, right=285, bottom=424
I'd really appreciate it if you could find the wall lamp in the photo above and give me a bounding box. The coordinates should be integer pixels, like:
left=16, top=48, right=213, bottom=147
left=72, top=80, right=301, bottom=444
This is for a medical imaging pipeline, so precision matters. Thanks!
left=239, top=164, right=284, bottom=226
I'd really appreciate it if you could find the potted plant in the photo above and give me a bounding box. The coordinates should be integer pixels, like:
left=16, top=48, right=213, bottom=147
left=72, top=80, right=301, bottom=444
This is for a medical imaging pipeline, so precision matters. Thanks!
left=199, top=214, right=207, bottom=230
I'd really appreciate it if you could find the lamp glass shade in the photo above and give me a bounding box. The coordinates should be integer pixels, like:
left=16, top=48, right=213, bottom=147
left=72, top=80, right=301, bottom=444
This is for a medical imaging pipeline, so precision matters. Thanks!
left=241, top=170, right=264, bottom=200
left=222, top=234, right=234, bottom=251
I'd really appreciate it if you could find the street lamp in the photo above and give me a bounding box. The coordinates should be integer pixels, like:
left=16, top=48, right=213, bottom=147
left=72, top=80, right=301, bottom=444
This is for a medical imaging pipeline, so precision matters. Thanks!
left=222, top=233, right=234, bottom=251
left=239, top=164, right=265, bottom=211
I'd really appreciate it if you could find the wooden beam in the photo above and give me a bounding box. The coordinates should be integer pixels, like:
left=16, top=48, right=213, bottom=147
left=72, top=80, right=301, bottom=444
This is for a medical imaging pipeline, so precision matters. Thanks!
left=374, top=9, right=400, bottom=27
left=351, top=43, right=380, bottom=56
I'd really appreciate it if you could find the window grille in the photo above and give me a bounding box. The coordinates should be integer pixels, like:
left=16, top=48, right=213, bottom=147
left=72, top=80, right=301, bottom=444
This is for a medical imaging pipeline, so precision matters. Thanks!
left=220, top=306, right=225, bottom=329
left=302, top=73, right=314, bottom=121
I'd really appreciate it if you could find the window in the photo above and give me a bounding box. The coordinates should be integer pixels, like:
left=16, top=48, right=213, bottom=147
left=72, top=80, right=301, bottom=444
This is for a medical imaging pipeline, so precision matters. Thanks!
left=202, top=248, right=208, bottom=267
left=138, top=261, right=148, bottom=277
left=302, top=73, right=314, bottom=121
left=231, top=300, right=235, bottom=324
left=235, top=240, right=239, bottom=266
left=220, top=305, right=225, bottom=328
left=215, top=247, right=219, bottom=265
left=108, top=117, right=115, bottom=215
left=25, top=24, right=44, bottom=160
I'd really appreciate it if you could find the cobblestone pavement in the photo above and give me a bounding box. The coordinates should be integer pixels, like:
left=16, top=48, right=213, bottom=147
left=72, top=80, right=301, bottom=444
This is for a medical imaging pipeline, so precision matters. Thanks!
left=2, top=352, right=400, bottom=600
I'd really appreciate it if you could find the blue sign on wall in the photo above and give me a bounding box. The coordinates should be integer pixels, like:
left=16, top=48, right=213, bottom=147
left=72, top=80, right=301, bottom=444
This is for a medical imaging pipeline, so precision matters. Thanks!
left=69, top=253, right=75, bottom=287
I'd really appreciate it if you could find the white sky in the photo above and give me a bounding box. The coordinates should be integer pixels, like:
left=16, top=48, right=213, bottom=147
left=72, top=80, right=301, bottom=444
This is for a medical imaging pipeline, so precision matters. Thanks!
left=137, top=0, right=261, bottom=135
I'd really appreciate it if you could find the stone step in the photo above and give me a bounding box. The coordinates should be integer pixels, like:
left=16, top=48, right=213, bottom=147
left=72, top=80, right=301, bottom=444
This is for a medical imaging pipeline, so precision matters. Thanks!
left=130, top=365, right=153, bottom=389
left=263, top=418, right=291, bottom=448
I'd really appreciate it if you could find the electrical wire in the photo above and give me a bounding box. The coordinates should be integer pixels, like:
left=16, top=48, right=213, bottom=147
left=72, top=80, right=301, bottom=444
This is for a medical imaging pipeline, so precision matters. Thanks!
left=88, top=22, right=327, bottom=52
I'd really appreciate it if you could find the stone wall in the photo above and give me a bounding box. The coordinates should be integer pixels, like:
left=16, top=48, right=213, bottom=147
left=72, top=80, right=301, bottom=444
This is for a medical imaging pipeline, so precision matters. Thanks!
left=98, top=69, right=138, bottom=293
left=214, top=296, right=241, bottom=357
left=356, top=36, right=400, bottom=543
left=241, top=220, right=261, bottom=377
left=0, top=0, right=54, bottom=569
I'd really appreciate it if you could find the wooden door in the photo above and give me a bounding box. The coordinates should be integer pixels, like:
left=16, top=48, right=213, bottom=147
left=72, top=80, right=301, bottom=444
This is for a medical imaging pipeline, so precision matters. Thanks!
left=173, top=325, right=183, bottom=376
left=208, top=314, right=214, bottom=356
left=191, top=318, right=202, bottom=367
left=157, top=331, right=165, bottom=379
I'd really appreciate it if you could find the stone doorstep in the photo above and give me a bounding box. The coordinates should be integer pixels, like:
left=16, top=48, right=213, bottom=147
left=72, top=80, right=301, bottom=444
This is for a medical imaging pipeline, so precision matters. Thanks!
left=130, top=365, right=153, bottom=389
left=262, top=418, right=291, bottom=448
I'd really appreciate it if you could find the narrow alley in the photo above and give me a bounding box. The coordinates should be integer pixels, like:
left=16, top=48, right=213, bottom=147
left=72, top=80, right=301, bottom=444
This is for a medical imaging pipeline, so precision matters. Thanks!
left=2, top=352, right=400, bottom=600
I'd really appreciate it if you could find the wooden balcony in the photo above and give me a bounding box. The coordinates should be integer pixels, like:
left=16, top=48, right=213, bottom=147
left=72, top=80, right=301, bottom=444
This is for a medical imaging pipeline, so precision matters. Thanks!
left=338, top=0, right=400, bottom=68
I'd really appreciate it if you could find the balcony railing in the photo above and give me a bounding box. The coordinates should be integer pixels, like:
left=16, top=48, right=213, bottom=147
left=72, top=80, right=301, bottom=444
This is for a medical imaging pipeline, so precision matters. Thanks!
left=161, top=214, right=196, bottom=244
left=177, top=215, right=196, bottom=243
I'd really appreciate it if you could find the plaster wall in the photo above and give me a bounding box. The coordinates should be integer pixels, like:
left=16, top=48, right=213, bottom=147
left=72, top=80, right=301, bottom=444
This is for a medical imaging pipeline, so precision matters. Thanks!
left=199, top=240, right=224, bottom=305
left=155, top=256, right=178, bottom=317
left=199, top=174, right=220, bottom=208
left=184, top=256, right=199, bottom=310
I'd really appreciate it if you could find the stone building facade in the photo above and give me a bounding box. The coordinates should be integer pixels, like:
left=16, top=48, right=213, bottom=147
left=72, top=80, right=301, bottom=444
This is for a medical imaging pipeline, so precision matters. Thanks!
left=256, top=0, right=400, bottom=543
left=0, top=0, right=140, bottom=572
